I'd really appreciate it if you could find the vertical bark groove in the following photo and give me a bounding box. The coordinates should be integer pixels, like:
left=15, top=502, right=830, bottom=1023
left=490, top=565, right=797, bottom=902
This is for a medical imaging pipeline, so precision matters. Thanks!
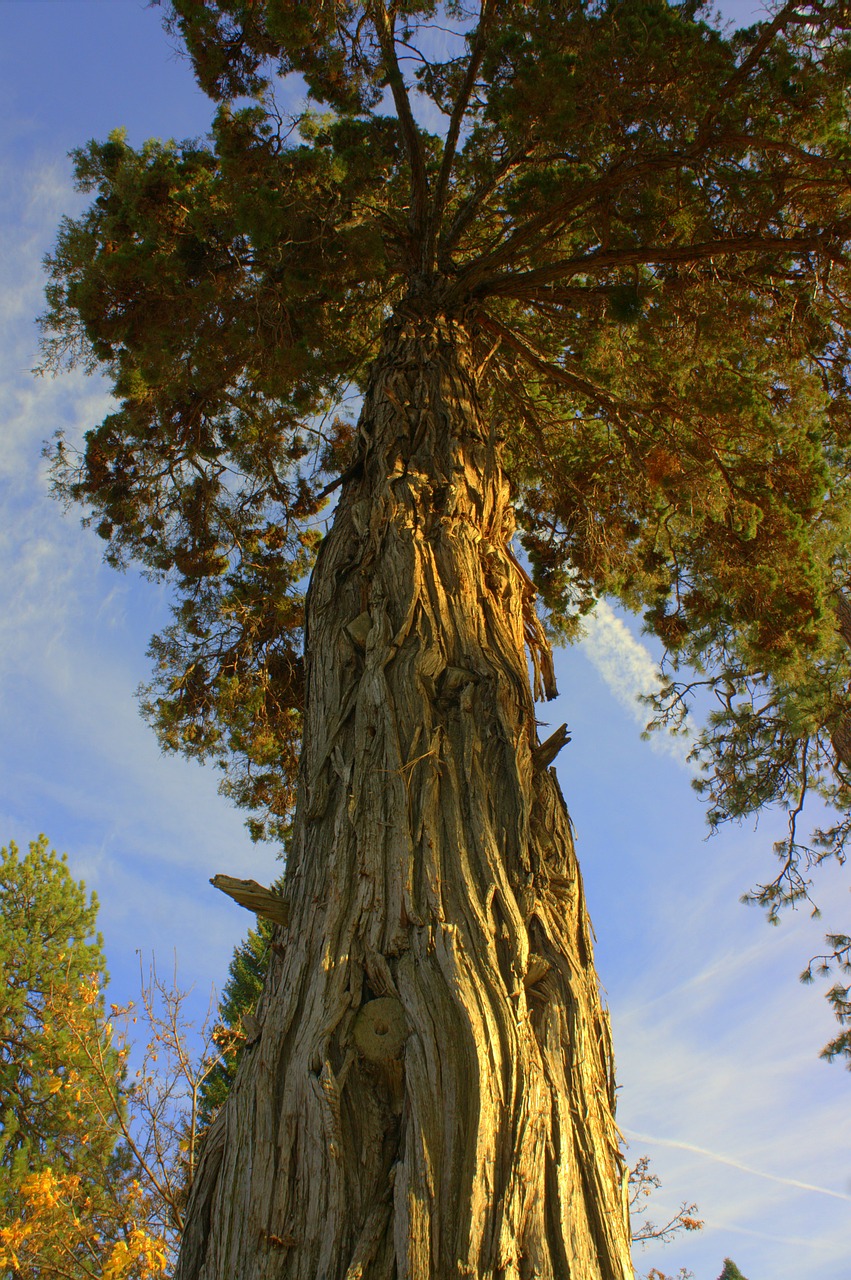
left=177, top=313, right=632, bottom=1280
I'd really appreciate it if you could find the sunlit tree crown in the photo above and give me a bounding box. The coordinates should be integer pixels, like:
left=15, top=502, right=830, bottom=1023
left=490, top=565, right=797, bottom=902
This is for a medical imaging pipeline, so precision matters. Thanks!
left=41, top=1, right=851, bottom=918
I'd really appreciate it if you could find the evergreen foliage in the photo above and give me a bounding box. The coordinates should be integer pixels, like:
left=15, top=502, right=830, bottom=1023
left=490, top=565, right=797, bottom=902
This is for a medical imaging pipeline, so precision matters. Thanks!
left=39, top=0, right=851, bottom=1054
left=199, top=916, right=273, bottom=1123
left=0, top=835, right=115, bottom=1185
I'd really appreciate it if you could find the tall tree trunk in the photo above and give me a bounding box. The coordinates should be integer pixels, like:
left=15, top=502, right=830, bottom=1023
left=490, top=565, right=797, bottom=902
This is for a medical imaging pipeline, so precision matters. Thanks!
left=177, top=313, right=633, bottom=1280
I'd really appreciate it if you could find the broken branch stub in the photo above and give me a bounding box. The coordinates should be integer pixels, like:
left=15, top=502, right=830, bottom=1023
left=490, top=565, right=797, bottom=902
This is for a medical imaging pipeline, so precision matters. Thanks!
left=532, top=723, right=572, bottom=772
left=210, top=874, right=289, bottom=926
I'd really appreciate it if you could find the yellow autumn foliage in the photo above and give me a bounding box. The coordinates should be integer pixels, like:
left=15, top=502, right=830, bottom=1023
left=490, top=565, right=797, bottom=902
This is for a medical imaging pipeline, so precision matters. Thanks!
left=0, top=1165, right=168, bottom=1279
left=102, top=1229, right=170, bottom=1279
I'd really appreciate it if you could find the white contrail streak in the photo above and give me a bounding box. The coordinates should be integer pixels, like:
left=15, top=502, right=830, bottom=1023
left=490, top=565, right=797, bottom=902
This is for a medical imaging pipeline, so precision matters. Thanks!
left=623, top=1128, right=851, bottom=1202
left=579, top=601, right=691, bottom=764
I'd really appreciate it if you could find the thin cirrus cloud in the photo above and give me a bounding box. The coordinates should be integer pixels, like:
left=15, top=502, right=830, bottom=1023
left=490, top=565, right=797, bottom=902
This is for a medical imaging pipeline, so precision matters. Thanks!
left=613, top=876, right=851, bottom=1278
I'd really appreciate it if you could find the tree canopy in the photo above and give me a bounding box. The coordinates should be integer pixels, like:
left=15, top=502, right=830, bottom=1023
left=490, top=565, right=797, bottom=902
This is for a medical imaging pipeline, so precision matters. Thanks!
left=40, top=0, right=851, bottom=1019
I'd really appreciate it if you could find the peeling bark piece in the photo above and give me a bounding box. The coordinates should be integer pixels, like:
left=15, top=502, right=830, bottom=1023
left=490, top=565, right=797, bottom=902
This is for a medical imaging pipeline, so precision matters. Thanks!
left=209, top=874, right=289, bottom=925
left=524, top=954, right=551, bottom=987
left=241, top=1013, right=262, bottom=1044
left=440, top=665, right=477, bottom=693
left=346, top=610, right=373, bottom=650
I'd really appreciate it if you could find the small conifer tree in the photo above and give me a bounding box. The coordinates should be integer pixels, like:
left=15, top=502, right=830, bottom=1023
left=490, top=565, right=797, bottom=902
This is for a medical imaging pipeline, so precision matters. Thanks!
left=0, top=836, right=116, bottom=1188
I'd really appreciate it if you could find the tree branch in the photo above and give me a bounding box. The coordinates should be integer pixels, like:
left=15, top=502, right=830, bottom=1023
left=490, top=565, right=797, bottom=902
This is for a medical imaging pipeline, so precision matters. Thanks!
left=480, top=311, right=632, bottom=409
left=475, top=230, right=848, bottom=299
left=450, top=143, right=712, bottom=295
left=709, top=0, right=805, bottom=110
left=427, top=0, right=494, bottom=271
left=369, top=1, right=429, bottom=255
left=450, top=3, right=826, bottom=296
left=440, top=137, right=539, bottom=264
left=210, top=873, right=290, bottom=925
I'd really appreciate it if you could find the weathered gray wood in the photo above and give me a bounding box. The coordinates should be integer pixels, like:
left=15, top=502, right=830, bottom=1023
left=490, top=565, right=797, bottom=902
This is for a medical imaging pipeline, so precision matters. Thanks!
left=210, top=874, right=290, bottom=926
left=178, top=316, right=633, bottom=1280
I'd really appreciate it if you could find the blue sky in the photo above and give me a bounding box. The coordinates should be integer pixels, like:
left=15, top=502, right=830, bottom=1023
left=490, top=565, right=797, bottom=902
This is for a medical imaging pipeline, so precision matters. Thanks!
left=1, top=4, right=849, bottom=1278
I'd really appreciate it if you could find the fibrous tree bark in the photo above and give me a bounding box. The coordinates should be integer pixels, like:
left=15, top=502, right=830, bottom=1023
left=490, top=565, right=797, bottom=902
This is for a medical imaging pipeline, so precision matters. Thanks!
left=178, top=312, right=632, bottom=1280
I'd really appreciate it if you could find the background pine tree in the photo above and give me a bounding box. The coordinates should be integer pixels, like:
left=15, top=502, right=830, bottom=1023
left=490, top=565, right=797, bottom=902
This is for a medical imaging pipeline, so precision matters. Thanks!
left=198, top=915, right=273, bottom=1124
left=0, top=836, right=167, bottom=1278
left=0, top=836, right=116, bottom=1185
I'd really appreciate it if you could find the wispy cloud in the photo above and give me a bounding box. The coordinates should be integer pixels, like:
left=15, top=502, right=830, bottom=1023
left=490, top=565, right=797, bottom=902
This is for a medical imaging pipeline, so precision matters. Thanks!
left=578, top=601, right=691, bottom=764
left=0, top=159, right=272, bottom=1015
left=612, top=834, right=851, bottom=1279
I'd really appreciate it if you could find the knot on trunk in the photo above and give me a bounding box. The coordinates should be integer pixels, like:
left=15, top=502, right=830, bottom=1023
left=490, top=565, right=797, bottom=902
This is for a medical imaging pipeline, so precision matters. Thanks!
left=346, top=609, right=372, bottom=650
left=352, top=997, right=407, bottom=1062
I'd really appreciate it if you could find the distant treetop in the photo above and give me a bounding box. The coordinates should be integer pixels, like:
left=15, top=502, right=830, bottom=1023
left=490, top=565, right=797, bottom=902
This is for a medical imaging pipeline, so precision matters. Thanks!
left=717, top=1258, right=749, bottom=1280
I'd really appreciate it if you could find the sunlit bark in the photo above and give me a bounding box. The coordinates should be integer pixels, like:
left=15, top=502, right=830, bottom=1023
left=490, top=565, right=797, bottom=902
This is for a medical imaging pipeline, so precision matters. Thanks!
left=177, top=313, right=632, bottom=1280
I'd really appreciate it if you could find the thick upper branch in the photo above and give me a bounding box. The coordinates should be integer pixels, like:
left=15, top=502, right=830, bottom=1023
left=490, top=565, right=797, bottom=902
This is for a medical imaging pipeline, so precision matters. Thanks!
left=369, top=1, right=429, bottom=256
left=448, top=147, right=712, bottom=295
left=426, top=0, right=494, bottom=271
left=474, top=231, right=849, bottom=300
left=448, top=5, right=832, bottom=297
